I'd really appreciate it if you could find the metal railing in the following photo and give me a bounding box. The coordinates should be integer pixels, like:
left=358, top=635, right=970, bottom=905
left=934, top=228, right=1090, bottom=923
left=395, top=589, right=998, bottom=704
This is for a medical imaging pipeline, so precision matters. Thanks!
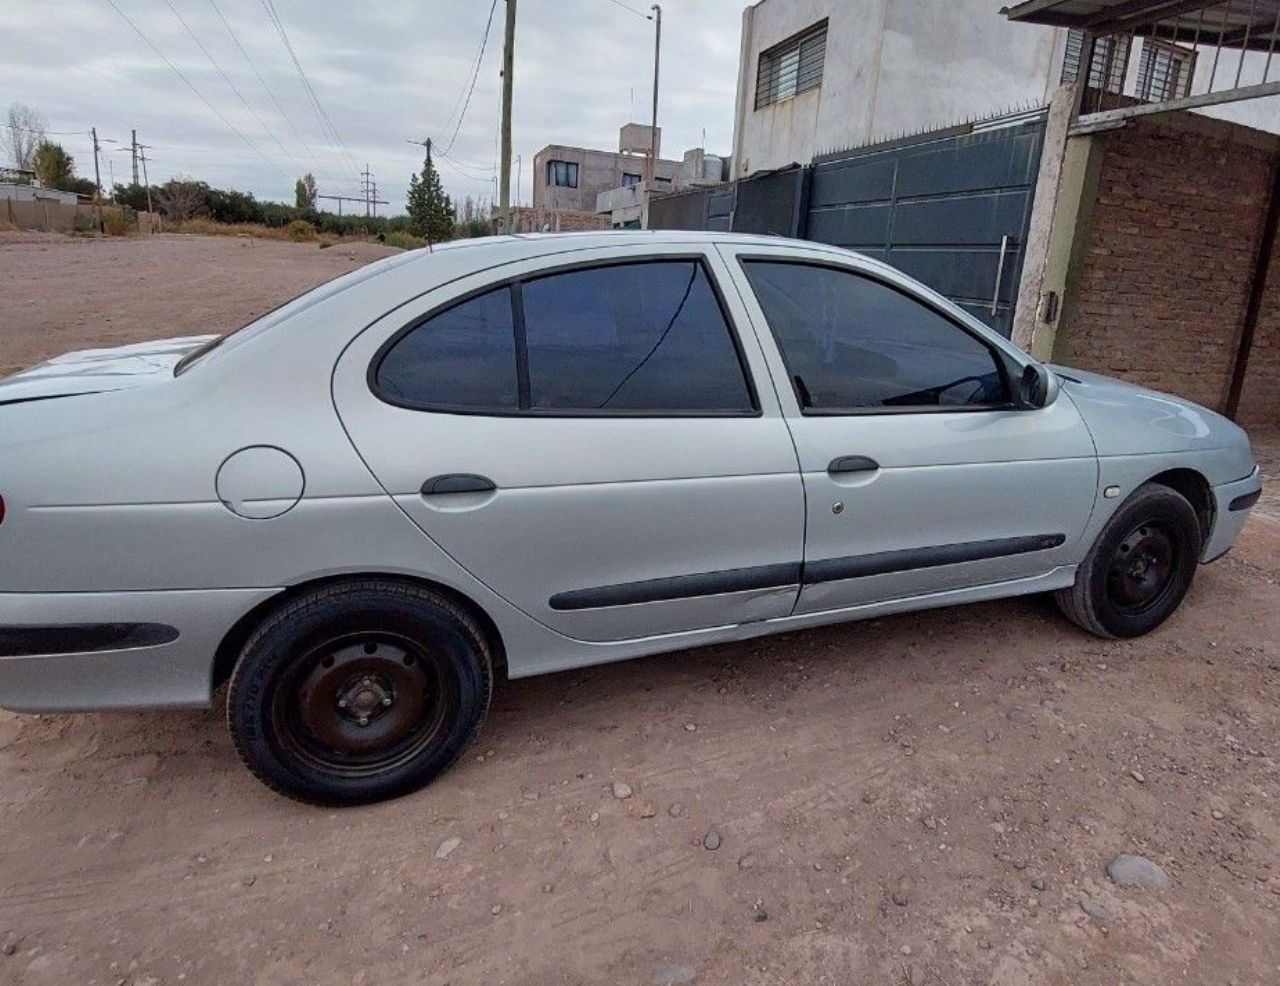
left=1069, top=0, right=1280, bottom=132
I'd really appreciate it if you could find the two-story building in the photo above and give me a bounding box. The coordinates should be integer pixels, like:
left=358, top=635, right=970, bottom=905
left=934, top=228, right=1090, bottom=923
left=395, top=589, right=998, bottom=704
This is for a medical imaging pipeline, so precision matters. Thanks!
left=730, top=0, right=1280, bottom=177
left=532, top=124, right=684, bottom=212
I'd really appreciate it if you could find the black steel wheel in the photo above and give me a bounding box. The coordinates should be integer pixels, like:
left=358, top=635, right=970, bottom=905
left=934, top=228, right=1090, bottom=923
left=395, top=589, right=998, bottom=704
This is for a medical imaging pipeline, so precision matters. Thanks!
left=1056, top=482, right=1202, bottom=639
left=228, top=580, right=492, bottom=805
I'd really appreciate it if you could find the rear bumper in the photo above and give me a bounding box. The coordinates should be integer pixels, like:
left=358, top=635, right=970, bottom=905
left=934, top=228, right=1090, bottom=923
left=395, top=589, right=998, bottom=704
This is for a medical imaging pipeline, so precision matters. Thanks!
left=1202, top=466, right=1263, bottom=563
left=0, top=588, right=278, bottom=712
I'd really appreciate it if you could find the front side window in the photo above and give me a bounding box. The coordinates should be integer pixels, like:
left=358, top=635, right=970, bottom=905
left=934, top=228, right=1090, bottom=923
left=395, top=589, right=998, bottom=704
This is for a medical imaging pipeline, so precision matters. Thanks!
left=522, top=261, right=754, bottom=412
left=375, top=286, right=518, bottom=410
left=548, top=160, right=579, bottom=188
left=742, top=261, right=1008, bottom=412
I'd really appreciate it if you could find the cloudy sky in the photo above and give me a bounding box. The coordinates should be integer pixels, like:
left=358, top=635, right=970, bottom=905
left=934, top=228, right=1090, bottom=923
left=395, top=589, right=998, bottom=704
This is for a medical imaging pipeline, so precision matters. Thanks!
left=2, top=0, right=744, bottom=213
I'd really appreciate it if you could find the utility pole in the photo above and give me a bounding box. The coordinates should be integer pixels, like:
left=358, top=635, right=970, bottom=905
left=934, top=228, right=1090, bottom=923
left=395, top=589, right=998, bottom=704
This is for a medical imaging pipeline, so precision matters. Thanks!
left=131, top=129, right=139, bottom=186
left=361, top=163, right=374, bottom=217
left=648, top=5, right=662, bottom=188
left=499, top=0, right=517, bottom=233
left=91, top=126, right=104, bottom=231
left=137, top=144, right=153, bottom=214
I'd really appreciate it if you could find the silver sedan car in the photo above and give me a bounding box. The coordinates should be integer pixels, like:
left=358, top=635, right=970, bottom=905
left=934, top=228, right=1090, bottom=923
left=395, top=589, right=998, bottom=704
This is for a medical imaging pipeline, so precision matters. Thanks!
left=0, top=232, right=1262, bottom=804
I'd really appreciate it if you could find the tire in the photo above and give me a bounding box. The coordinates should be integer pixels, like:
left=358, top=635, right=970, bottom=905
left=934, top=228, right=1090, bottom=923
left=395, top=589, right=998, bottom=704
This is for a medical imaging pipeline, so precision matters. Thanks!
left=227, top=580, right=492, bottom=806
left=1055, top=482, right=1202, bottom=639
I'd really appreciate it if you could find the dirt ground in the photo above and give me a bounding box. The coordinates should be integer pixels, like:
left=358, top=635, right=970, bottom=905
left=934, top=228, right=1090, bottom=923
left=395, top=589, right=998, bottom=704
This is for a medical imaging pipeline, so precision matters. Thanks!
left=1, top=233, right=1278, bottom=986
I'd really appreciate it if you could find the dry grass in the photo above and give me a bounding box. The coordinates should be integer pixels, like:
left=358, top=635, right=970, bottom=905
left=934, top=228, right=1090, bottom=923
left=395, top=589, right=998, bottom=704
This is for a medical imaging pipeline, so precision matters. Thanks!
left=175, top=217, right=342, bottom=246
left=102, top=207, right=135, bottom=238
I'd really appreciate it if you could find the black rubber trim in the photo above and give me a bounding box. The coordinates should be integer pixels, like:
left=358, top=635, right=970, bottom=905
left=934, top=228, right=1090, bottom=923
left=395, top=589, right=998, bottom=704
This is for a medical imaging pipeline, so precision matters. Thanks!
left=1229, top=489, right=1262, bottom=512
left=804, top=534, right=1066, bottom=585
left=547, top=534, right=1066, bottom=611
left=549, top=562, right=802, bottom=611
left=421, top=474, right=497, bottom=495
left=0, top=623, right=179, bottom=657
left=828, top=455, right=880, bottom=474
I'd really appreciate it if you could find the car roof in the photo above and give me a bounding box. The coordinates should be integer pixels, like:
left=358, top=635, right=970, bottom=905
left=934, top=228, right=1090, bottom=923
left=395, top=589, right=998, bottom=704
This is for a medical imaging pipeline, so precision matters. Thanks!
left=395, top=229, right=838, bottom=264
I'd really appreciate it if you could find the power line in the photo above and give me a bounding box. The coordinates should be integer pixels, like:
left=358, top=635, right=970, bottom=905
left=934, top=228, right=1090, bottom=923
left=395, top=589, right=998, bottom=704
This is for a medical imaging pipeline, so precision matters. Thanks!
left=205, top=0, right=342, bottom=184
left=161, top=0, right=307, bottom=179
left=438, top=0, right=499, bottom=156
left=100, top=0, right=293, bottom=182
left=605, top=0, right=654, bottom=20
left=435, top=147, right=497, bottom=179
left=259, top=0, right=361, bottom=181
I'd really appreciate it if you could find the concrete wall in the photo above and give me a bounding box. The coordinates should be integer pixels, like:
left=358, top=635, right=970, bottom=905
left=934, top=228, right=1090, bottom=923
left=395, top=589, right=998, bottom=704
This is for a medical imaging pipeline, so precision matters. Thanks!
left=1049, top=114, right=1279, bottom=424
left=531, top=145, right=682, bottom=212
left=731, top=0, right=1065, bottom=176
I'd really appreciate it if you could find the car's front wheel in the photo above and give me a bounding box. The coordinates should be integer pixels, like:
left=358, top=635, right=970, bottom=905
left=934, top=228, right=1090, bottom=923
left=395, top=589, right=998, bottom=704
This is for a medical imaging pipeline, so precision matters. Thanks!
left=227, top=580, right=492, bottom=805
left=1055, top=482, right=1203, bottom=638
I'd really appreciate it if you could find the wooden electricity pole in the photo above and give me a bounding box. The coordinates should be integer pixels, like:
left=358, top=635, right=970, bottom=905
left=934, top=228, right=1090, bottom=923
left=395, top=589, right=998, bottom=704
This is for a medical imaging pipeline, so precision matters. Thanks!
left=131, top=129, right=139, bottom=186
left=499, top=0, right=517, bottom=233
left=91, top=127, right=104, bottom=231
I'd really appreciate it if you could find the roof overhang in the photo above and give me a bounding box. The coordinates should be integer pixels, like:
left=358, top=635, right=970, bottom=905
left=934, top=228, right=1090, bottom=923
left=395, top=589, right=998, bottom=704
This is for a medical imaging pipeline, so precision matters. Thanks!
left=1003, top=0, right=1280, bottom=51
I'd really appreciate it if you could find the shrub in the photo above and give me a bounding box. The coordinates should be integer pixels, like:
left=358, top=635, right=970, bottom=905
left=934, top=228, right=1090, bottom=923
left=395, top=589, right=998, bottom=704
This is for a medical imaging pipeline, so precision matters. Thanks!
left=284, top=219, right=316, bottom=242
left=383, top=230, right=426, bottom=250
left=101, top=206, right=134, bottom=237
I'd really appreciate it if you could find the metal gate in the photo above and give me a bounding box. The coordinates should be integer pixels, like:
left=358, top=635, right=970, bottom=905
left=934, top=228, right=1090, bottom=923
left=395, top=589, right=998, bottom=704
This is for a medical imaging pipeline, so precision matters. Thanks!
left=805, top=112, right=1046, bottom=337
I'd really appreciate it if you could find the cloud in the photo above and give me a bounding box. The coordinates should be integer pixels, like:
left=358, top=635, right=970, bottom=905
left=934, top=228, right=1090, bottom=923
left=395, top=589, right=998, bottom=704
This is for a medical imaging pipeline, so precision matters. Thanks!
left=2, top=0, right=744, bottom=213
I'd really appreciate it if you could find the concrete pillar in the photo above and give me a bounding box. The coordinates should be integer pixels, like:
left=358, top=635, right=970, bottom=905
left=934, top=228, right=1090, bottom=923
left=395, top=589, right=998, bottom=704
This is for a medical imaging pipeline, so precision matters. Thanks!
left=1012, top=85, right=1075, bottom=355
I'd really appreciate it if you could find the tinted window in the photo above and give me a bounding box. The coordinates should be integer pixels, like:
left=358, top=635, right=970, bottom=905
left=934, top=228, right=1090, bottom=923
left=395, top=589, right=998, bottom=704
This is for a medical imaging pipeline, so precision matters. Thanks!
left=376, top=286, right=518, bottom=409
left=743, top=262, right=1007, bottom=411
left=521, top=261, right=754, bottom=412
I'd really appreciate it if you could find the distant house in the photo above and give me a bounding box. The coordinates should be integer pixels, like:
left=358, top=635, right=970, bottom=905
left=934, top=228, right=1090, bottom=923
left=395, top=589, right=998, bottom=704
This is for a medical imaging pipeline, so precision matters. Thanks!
left=532, top=124, right=684, bottom=213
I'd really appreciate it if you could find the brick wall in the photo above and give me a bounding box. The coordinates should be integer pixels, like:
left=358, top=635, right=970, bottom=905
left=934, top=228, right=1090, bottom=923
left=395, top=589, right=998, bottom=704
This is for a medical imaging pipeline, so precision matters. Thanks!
left=1057, top=116, right=1276, bottom=419
left=1238, top=229, right=1280, bottom=428
left=509, top=206, right=609, bottom=234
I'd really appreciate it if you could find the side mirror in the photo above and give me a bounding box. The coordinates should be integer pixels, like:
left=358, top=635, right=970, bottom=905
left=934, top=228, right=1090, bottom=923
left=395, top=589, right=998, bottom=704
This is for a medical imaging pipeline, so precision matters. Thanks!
left=1017, top=362, right=1059, bottom=410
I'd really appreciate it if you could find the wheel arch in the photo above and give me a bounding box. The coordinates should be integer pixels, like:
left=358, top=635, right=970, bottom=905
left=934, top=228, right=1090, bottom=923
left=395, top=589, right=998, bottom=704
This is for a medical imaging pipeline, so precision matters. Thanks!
left=211, top=573, right=508, bottom=693
left=1144, top=467, right=1214, bottom=543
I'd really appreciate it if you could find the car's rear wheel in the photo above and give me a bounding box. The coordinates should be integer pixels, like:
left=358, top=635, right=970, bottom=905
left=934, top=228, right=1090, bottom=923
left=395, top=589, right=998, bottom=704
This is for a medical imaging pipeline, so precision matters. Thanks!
left=227, top=580, right=492, bottom=805
left=1055, top=482, right=1202, bottom=638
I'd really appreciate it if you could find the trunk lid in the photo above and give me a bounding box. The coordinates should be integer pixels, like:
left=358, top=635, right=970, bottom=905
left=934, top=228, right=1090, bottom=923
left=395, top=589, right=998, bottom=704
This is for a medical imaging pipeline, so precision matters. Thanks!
left=0, top=335, right=216, bottom=404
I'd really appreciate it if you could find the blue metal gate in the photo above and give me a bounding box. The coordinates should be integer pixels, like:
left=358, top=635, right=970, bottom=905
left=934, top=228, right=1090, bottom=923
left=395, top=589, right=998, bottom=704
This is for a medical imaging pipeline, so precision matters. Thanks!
left=806, top=113, right=1046, bottom=337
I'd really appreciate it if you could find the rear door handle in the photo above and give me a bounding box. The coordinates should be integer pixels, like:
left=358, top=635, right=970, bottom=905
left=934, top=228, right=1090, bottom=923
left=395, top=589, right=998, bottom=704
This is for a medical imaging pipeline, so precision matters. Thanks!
left=827, top=456, right=880, bottom=475
left=421, top=474, right=496, bottom=495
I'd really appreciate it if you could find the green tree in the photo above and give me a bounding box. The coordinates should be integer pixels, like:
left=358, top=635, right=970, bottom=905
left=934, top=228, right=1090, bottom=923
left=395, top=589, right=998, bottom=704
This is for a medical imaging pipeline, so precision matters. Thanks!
left=406, top=152, right=453, bottom=242
left=32, top=140, right=76, bottom=191
left=294, top=172, right=317, bottom=210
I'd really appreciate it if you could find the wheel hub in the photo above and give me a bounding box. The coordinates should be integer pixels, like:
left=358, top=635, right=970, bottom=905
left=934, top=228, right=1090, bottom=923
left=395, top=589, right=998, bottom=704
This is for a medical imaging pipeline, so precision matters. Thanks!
left=292, top=637, right=432, bottom=757
left=337, top=674, right=395, bottom=726
left=1107, top=523, right=1177, bottom=615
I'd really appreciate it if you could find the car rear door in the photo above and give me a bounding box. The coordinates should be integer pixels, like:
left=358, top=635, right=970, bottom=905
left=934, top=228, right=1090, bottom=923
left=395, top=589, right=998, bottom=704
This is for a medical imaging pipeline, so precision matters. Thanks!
left=717, top=243, right=1098, bottom=615
left=332, top=243, right=804, bottom=642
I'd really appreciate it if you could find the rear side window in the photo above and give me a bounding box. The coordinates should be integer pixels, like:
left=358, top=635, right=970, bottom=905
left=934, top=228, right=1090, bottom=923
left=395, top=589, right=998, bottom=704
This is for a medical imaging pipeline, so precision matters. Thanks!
left=742, top=261, right=1008, bottom=412
left=375, top=286, right=518, bottom=409
left=373, top=259, right=756, bottom=415
left=521, top=261, right=754, bottom=412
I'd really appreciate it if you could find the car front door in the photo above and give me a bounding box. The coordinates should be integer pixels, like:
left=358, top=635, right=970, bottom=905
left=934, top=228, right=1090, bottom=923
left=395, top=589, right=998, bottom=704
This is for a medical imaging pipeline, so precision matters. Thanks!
left=333, top=245, right=805, bottom=642
left=717, top=244, right=1098, bottom=616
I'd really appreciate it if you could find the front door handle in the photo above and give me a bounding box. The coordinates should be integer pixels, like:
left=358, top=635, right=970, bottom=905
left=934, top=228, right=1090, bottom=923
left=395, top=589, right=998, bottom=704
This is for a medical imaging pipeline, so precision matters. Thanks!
left=827, top=456, right=880, bottom=475
left=422, top=474, right=496, bottom=495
